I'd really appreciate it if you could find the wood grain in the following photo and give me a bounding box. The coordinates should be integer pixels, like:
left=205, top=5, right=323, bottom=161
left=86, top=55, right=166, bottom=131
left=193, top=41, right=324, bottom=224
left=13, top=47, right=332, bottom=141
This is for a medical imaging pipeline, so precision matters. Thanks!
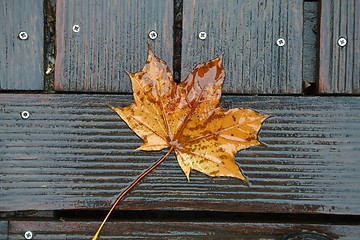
left=181, top=0, right=303, bottom=94
left=0, top=221, right=7, bottom=239
left=319, top=0, right=360, bottom=94
left=0, top=0, right=44, bottom=90
left=55, top=0, right=173, bottom=93
left=303, top=2, right=319, bottom=90
left=1, top=94, right=359, bottom=215
left=8, top=221, right=359, bottom=240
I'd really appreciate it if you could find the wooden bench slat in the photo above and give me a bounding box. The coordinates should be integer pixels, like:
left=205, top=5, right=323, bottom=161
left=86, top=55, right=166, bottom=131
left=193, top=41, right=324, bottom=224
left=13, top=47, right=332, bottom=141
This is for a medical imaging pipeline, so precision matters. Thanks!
left=1, top=95, right=360, bottom=215
left=181, top=0, right=303, bottom=94
left=55, top=0, right=173, bottom=93
left=8, top=220, right=360, bottom=239
left=319, top=0, right=360, bottom=94
left=0, top=0, right=44, bottom=90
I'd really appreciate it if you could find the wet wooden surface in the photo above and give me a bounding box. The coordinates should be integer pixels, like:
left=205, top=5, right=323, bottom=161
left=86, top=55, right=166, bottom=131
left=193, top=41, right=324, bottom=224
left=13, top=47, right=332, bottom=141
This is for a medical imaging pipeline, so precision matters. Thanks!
left=55, top=0, right=173, bottom=93
left=0, top=0, right=44, bottom=90
left=7, top=220, right=360, bottom=240
left=319, top=0, right=360, bottom=94
left=1, top=94, right=360, bottom=215
left=0, top=221, right=7, bottom=239
left=303, top=1, right=319, bottom=91
left=1, top=1, right=360, bottom=239
left=181, top=0, right=303, bottom=94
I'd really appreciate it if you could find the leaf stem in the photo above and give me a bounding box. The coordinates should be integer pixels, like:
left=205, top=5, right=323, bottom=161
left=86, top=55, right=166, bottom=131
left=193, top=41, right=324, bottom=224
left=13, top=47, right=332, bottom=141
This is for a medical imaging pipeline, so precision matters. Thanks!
left=92, top=147, right=174, bottom=240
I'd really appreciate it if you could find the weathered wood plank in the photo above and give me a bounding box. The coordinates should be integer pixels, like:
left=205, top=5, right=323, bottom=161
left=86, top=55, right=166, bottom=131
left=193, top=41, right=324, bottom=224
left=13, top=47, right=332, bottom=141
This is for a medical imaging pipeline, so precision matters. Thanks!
left=0, top=221, right=8, bottom=240
left=8, top=221, right=359, bottom=240
left=319, top=0, right=360, bottom=94
left=1, top=95, right=360, bottom=215
left=303, top=1, right=319, bottom=92
left=0, top=0, right=44, bottom=90
left=55, top=0, right=173, bottom=93
left=181, top=0, right=303, bottom=94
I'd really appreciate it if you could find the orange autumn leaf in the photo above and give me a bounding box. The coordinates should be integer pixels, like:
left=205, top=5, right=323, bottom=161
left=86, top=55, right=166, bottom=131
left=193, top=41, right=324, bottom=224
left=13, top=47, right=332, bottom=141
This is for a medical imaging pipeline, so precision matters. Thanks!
left=110, top=48, right=268, bottom=183
left=93, top=47, right=269, bottom=239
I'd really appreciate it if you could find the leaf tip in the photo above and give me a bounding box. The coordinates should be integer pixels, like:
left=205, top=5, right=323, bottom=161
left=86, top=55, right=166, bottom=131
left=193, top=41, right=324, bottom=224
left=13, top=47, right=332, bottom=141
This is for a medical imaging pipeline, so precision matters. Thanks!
left=136, top=146, right=144, bottom=151
left=258, top=141, right=268, bottom=148
left=147, top=43, right=154, bottom=57
left=244, top=178, right=252, bottom=187
left=263, top=114, right=272, bottom=121
left=108, top=105, right=116, bottom=111
left=125, top=70, right=135, bottom=77
left=214, top=54, right=224, bottom=66
left=218, top=53, right=224, bottom=61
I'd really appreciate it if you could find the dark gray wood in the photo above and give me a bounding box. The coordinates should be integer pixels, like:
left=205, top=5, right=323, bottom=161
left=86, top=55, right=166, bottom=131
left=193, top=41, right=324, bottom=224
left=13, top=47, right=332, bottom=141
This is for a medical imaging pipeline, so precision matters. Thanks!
left=303, top=1, right=319, bottom=92
left=1, top=94, right=360, bottom=215
left=0, top=221, right=8, bottom=240
left=319, top=0, right=360, bottom=94
left=55, top=0, right=173, bottom=93
left=181, top=0, right=303, bottom=94
left=0, top=0, right=44, bottom=90
left=8, top=221, right=359, bottom=240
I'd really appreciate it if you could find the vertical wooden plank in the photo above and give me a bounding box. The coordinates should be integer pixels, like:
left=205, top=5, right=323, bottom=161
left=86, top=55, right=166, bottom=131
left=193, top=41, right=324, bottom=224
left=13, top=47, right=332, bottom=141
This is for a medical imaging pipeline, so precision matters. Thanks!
left=319, top=0, right=360, bottom=94
left=55, top=0, right=173, bottom=93
left=0, top=0, right=44, bottom=90
left=303, top=2, right=319, bottom=92
left=181, top=0, right=303, bottom=94
left=0, top=221, right=8, bottom=239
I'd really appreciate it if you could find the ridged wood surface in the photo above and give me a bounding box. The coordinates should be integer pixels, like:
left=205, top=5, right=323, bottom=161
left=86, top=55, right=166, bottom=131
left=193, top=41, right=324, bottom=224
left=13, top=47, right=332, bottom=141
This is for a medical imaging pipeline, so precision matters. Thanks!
left=0, top=0, right=44, bottom=90
left=7, top=221, right=360, bottom=240
left=1, top=95, right=360, bottom=215
left=181, top=0, right=303, bottom=94
left=0, top=221, right=7, bottom=239
left=55, top=0, right=173, bottom=93
left=319, top=0, right=360, bottom=94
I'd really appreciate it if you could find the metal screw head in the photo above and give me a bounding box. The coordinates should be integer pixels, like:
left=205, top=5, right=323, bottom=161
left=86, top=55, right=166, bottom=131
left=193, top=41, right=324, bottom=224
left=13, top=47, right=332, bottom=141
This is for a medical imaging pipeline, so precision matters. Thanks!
left=198, top=31, right=207, bottom=40
left=18, top=31, right=28, bottom=40
left=45, top=67, right=52, bottom=75
left=72, top=24, right=80, bottom=32
left=21, top=111, right=30, bottom=119
left=338, top=37, right=347, bottom=47
left=276, top=38, right=285, bottom=47
left=148, top=30, right=158, bottom=40
left=24, top=231, right=33, bottom=239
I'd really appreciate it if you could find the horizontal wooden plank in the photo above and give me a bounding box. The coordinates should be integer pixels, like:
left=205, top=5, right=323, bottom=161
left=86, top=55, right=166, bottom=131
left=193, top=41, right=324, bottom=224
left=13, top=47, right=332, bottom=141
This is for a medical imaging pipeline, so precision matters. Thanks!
left=181, top=0, right=303, bottom=94
left=319, top=0, right=360, bottom=94
left=0, top=0, right=44, bottom=90
left=8, top=220, right=359, bottom=239
left=55, top=0, right=173, bottom=93
left=0, top=95, right=360, bottom=215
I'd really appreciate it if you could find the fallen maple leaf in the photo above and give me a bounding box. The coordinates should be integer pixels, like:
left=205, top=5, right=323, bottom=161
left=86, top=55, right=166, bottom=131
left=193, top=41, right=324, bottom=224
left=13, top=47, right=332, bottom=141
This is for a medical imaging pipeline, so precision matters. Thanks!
left=111, top=48, right=268, bottom=182
left=92, top=47, right=268, bottom=239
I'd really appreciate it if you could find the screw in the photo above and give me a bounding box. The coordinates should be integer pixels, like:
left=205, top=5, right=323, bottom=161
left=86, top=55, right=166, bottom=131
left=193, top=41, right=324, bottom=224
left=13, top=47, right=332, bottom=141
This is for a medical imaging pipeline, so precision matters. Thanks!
left=276, top=38, right=285, bottom=47
left=21, top=111, right=30, bottom=119
left=338, top=37, right=347, bottom=47
left=72, top=24, right=80, bottom=32
left=18, top=31, right=28, bottom=40
left=45, top=67, right=52, bottom=75
left=198, top=31, right=207, bottom=40
left=24, top=231, right=33, bottom=239
left=148, top=30, right=158, bottom=40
